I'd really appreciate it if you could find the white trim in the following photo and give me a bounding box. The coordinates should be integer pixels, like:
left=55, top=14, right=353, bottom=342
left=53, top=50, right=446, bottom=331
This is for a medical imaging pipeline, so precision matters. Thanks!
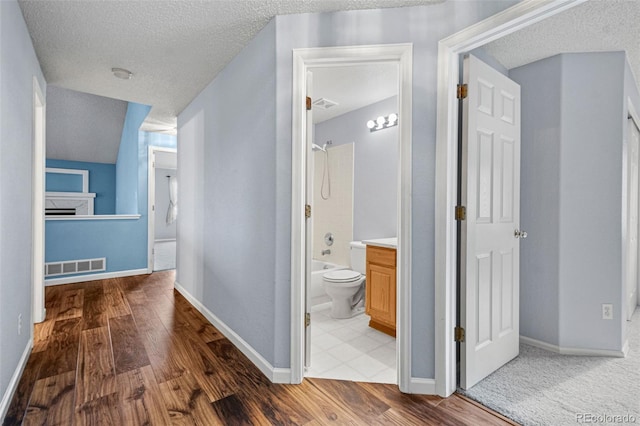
left=434, top=0, right=587, bottom=397
left=290, top=43, right=413, bottom=391
left=155, top=238, right=177, bottom=243
left=45, top=191, right=96, bottom=198
left=44, top=268, right=148, bottom=286
left=520, top=336, right=627, bottom=358
left=408, top=378, right=437, bottom=395
left=32, top=76, right=46, bottom=324
left=46, top=214, right=141, bottom=221
left=175, top=281, right=290, bottom=383
left=0, top=338, right=33, bottom=421
left=45, top=167, right=89, bottom=193
left=148, top=146, right=178, bottom=273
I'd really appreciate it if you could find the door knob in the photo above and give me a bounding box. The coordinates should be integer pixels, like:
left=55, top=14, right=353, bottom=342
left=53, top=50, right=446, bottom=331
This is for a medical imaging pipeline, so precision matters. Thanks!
left=514, top=229, right=528, bottom=239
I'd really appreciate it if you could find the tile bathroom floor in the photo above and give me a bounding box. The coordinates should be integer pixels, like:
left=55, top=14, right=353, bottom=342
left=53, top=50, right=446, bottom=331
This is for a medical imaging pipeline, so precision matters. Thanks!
left=305, top=303, right=397, bottom=384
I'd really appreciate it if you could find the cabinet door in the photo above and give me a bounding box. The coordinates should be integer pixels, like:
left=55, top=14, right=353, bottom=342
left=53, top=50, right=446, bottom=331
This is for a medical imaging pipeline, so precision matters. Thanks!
left=367, top=263, right=396, bottom=327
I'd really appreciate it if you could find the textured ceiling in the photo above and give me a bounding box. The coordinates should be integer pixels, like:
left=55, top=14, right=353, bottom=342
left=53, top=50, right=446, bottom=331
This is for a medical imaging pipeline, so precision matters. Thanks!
left=483, top=0, right=640, bottom=80
left=18, top=0, right=441, bottom=135
left=46, top=86, right=127, bottom=164
left=312, top=64, right=398, bottom=124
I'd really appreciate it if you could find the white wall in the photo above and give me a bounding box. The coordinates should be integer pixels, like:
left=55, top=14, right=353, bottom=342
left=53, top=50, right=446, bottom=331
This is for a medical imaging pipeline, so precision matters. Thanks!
left=154, top=168, right=177, bottom=241
left=177, top=1, right=517, bottom=377
left=312, top=143, right=354, bottom=266
left=512, top=52, right=634, bottom=352
left=0, top=0, right=46, bottom=416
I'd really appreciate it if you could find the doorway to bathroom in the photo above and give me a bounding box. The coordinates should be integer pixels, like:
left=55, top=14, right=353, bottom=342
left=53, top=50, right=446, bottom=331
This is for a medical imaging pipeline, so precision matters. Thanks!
left=290, top=44, right=413, bottom=390
left=147, top=147, right=177, bottom=272
left=306, top=63, right=399, bottom=383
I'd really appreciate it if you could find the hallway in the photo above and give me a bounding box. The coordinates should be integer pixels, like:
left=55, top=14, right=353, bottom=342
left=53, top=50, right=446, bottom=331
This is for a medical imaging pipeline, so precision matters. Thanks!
left=4, top=272, right=513, bottom=425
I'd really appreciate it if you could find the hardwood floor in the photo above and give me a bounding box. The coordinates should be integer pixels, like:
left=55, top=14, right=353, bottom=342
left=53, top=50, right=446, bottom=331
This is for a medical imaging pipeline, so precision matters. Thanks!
left=3, top=271, right=516, bottom=425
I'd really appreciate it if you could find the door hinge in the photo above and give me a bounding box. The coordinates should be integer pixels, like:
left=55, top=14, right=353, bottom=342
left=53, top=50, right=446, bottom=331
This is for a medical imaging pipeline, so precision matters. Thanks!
left=306, top=96, right=312, bottom=111
left=457, top=84, right=468, bottom=99
left=305, top=313, right=311, bottom=327
left=305, top=204, right=311, bottom=219
left=455, top=326, right=465, bottom=342
left=455, top=205, right=466, bottom=221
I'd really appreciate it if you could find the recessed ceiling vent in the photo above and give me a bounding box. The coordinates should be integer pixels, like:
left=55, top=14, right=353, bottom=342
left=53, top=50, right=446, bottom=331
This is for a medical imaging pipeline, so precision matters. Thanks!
left=313, top=98, right=338, bottom=110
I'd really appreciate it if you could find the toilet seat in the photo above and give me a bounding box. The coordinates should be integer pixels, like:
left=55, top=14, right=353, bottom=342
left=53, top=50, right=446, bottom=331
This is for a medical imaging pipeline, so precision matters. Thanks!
left=323, top=269, right=362, bottom=283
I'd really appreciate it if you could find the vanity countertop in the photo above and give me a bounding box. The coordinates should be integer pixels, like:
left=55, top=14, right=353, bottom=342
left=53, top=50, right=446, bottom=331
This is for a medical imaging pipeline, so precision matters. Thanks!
left=362, top=237, right=397, bottom=249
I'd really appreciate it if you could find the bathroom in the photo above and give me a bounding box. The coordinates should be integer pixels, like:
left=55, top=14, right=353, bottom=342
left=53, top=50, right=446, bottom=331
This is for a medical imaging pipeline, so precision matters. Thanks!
left=306, top=63, right=399, bottom=383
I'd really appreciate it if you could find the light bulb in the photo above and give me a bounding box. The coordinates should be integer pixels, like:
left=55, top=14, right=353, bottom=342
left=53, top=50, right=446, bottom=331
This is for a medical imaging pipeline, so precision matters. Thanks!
left=388, top=113, right=398, bottom=124
left=376, top=116, right=386, bottom=126
left=367, top=120, right=375, bottom=129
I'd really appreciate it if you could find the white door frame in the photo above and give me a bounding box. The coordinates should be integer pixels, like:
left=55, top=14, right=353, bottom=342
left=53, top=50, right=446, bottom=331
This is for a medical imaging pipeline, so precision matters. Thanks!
left=290, top=43, right=413, bottom=391
left=434, top=0, right=586, bottom=397
left=32, top=76, right=46, bottom=324
left=147, top=146, right=178, bottom=272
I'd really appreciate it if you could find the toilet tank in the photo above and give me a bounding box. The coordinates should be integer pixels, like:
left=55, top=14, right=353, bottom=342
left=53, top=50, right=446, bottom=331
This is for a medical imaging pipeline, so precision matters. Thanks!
left=349, top=241, right=367, bottom=274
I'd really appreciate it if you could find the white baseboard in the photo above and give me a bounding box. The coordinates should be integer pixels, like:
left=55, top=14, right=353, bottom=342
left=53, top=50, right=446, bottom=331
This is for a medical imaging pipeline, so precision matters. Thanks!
left=520, top=336, right=626, bottom=357
left=44, top=268, right=149, bottom=286
left=408, top=377, right=436, bottom=394
left=174, top=281, right=290, bottom=384
left=0, top=339, right=33, bottom=421
left=622, top=339, right=630, bottom=357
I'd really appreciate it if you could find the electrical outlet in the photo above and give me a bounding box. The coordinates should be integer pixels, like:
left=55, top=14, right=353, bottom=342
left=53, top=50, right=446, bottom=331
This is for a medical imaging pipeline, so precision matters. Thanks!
left=17, top=314, right=22, bottom=335
left=602, top=304, right=613, bottom=320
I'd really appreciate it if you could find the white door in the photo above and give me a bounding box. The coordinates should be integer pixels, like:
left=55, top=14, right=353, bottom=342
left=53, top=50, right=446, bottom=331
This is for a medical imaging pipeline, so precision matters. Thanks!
left=627, top=117, right=639, bottom=320
left=304, top=70, right=314, bottom=368
left=460, top=55, right=521, bottom=389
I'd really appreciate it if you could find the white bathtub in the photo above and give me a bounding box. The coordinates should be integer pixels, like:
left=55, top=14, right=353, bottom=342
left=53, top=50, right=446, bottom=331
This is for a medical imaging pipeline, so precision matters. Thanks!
left=309, top=260, right=347, bottom=307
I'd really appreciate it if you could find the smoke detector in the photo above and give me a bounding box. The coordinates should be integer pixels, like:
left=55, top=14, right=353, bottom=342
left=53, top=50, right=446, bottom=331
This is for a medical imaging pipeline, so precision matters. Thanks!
left=313, top=98, right=338, bottom=110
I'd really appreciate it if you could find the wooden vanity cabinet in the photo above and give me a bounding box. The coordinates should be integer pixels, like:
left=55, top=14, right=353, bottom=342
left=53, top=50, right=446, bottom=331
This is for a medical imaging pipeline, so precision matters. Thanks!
left=365, top=245, right=397, bottom=337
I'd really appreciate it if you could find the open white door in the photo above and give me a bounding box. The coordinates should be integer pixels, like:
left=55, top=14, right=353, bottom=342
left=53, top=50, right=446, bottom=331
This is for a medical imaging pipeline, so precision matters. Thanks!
left=627, top=117, right=639, bottom=320
left=304, top=70, right=314, bottom=368
left=460, top=55, right=521, bottom=389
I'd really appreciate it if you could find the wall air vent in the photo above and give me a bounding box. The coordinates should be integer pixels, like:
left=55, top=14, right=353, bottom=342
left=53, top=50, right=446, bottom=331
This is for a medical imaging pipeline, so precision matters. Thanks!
left=312, top=98, right=338, bottom=110
left=45, top=257, right=106, bottom=277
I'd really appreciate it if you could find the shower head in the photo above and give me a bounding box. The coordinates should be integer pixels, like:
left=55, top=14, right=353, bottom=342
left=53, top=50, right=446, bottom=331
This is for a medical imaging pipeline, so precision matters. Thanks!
left=312, top=143, right=326, bottom=152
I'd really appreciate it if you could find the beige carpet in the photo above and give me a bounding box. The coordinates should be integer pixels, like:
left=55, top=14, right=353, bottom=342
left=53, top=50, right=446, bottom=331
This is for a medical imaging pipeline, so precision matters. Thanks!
left=460, top=309, right=640, bottom=426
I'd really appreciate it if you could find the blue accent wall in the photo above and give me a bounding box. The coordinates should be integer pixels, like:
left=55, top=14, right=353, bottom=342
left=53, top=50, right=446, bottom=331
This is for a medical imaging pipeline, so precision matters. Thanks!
left=45, top=218, right=146, bottom=272
left=46, top=159, right=116, bottom=214
left=116, top=102, right=151, bottom=214
left=45, top=170, right=83, bottom=192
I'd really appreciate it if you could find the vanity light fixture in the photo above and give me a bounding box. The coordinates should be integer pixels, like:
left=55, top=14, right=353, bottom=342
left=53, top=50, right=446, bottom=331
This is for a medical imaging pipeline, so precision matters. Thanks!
left=111, top=67, right=133, bottom=80
left=366, top=113, right=399, bottom=132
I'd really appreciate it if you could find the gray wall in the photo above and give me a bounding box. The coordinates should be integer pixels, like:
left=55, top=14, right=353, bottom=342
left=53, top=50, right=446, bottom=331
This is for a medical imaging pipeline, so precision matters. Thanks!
left=512, top=52, right=633, bottom=352
left=155, top=168, right=177, bottom=241
left=0, top=0, right=46, bottom=414
left=510, top=55, right=562, bottom=345
left=46, top=86, right=127, bottom=164
left=177, top=1, right=517, bottom=377
left=315, top=96, right=398, bottom=241
left=177, top=19, right=278, bottom=364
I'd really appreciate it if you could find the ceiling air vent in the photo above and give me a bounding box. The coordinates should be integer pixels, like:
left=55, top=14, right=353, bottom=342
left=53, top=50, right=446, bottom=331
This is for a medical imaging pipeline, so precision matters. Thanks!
left=312, top=98, right=338, bottom=110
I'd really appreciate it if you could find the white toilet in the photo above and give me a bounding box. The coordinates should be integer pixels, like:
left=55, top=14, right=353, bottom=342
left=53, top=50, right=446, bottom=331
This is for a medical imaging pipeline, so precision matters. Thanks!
left=322, top=241, right=366, bottom=319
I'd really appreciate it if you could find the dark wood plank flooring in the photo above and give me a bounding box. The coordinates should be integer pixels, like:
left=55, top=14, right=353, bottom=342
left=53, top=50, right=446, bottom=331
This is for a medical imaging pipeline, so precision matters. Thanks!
left=3, top=271, right=516, bottom=425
